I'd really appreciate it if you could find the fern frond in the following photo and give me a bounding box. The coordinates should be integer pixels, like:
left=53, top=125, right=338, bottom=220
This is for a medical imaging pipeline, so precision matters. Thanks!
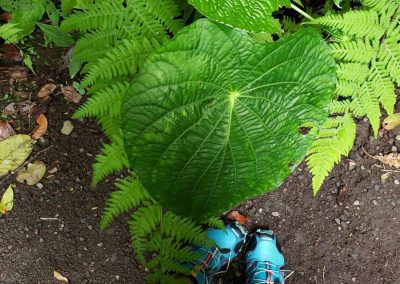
left=337, top=63, right=370, bottom=83
left=379, top=40, right=400, bottom=84
left=97, top=115, right=122, bottom=138
left=101, top=175, right=150, bottom=230
left=336, top=80, right=361, bottom=97
left=350, top=82, right=381, bottom=136
left=92, top=135, right=130, bottom=185
left=80, top=38, right=157, bottom=87
left=60, top=2, right=125, bottom=32
left=330, top=100, right=351, bottom=114
left=74, top=82, right=129, bottom=119
left=307, top=112, right=356, bottom=193
left=310, top=10, right=385, bottom=40
left=204, top=216, right=225, bottom=230
left=361, top=0, right=400, bottom=11
left=330, top=39, right=377, bottom=63
left=0, top=23, right=22, bottom=43
left=368, top=62, right=396, bottom=115
left=137, top=0, right=183, bottom=34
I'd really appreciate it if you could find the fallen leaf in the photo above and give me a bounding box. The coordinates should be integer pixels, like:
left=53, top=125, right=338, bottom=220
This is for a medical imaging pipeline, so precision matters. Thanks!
left=0, top=12, right=11, bottom=22
left=336, top=184, right=347, bottom=207
left=31, top=114, right=48, bottom=139
left=0, top=185, right=14, bottom=214
left=53, top=271, right=69, bottom=283
left=37, top=83, right=57, bottom=98
left=0, top=120, right=15, bottom=141
left=225, top=210, right=250, bottom=225
left=9, top=66, right=28, bottom=82
left=0, top=134, right=33, bottom=177
left=382, top=113, right=400, bottom=130
left=61, top=85, right=82, bottom=103
left=14, top=91, right=31, bottom=99
left=363, top=147, right=400, bottom=168
left=1, top=44, right=22, bottom=61
left=3, top=103, right=16, bottom=116
left=18, top=101, right=37, bottom=116
left=16, top=160, right=46, bottom=185
left=61, top=120, right=74, bottom=135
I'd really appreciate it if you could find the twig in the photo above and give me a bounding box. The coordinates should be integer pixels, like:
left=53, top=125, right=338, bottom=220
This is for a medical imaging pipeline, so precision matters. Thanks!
left=361, top=147, right=376, bottom=159
left=0, top=145, right=54, bottom=192
left=39, top=217, right=58, bottom=221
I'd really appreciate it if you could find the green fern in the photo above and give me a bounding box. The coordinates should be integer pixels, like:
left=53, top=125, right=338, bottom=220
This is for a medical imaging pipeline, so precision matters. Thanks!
left=307, top=1, right=400, bottom=193
left=0, top=23, right=22, bottom=43
left=307, top=112, right=356, bottom=193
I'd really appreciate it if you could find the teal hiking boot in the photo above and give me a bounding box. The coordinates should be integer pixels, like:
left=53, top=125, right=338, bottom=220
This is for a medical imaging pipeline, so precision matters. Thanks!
left=244, top=229, right=293, bottom=284
left=185, top=222, right=247, bottom=284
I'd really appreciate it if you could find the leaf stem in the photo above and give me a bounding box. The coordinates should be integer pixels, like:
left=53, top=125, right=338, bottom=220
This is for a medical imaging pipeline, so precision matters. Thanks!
left=290, top=3, right=314, bottom=21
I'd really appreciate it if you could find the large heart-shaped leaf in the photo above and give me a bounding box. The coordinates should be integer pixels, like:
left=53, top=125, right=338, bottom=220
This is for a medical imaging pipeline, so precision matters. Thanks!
left=189, top=0, right=291, bottom=33
left=122, top=20, right=336, bottom=221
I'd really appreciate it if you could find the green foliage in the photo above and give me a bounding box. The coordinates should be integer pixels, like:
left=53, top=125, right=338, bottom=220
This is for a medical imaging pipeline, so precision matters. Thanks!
left=0, top=23, right=21, bottom=43
left=307, top=0, right=399, bottom=193
left=37, top=23, right=74, bottom=47
left=122, top=20, right=336, bottom=221
left=189, top=0, right=291, bottom=33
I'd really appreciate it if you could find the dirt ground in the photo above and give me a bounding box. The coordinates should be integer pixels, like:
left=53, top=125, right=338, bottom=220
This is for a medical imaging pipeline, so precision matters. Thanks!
left=0, top=39, right=399, bottom=284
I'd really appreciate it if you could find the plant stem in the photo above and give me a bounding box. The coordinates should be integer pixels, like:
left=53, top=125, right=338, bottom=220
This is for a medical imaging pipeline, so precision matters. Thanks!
left=290, top=3, right=314, bottom=21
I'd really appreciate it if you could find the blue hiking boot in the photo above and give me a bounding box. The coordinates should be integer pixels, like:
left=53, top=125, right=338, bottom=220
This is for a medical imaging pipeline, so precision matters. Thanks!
left=185, top=222, right=247, bottom=284
left=244, top=229, right=293, bottom=284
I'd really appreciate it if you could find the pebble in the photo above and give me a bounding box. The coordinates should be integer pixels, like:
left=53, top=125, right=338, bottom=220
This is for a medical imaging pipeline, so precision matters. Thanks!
left=88, top=225, right=93, bottom=230
left=353, top=200, right=360, bottom=206
left=115, top=275, right=120, bottom=280
left=395, top=180, right=400, bottom=185
left=39, top=238, right=43, bottom=243
left=360, top=165, right=365, bottom=170
left=334, top=218, right=341, bottom=225
left=61, top=121, right=74, bottom=135
left=349, top=161, right=356, bottom=171
left=381, top=172, right=391, bottom=183
left=372, top=200, right=379, bottom=206
left=392, top=146, right=398, bottom=152
left=272, top=212, right=280, bottom=217
left=7, top=245, right=12, bottom=250
left=352, top=278, right=356, bottom=282
left=97, top=242, right=103, bottom=247
left=258, top=208, right=263, bottom=213
left=36, top=183, right=43, bottom=189
left=396, top=135, right=400, bottom=141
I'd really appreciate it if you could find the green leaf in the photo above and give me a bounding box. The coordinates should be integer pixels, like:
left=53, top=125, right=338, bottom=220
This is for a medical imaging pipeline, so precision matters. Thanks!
left=188, top=0, right=291, bottom=33
left=0, top=135, right=33, bottom=178
left=122, top=20, right=336, bottom=221
left=37, top=23, right=74, bottom=48
left=46, top=1, right=60, bottom=26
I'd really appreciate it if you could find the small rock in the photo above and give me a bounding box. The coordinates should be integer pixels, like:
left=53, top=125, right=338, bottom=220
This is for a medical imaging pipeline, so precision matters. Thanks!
left=360, top=165, right=365, bottom=170
left=372, top=200, right=378, bottom=206
left=348, top=161, right=356, bottom=171
left=352, top=278, right=356, bottom=282
left=353, top=200, right=360, bottom=206
left=396, top=134, right=400, bottom=141
left=39, top=238, right=43, bottom=243
left=61, top=121, right=74, bottom=135
left=97, top=242, right=103, bottom=247
left=381, top=172, right=391, bottom=183
left=392, top=146, right=398, bottom=152
left=363, top=117, right=369, bottom=122
left=36, top=183, right=43, bottom=189
left=374, top=185, right=380, bottom=191
left=395, top=179, right=400, bottom=185
left=272, top=212, right=280, bottom=217
left=258, top=208, right=263, bottom=213
left=115, top=275, right=120, bottom=281
left=334, top=218, right=341, bottom=225
left=7, top=245, right=12, bottom=250
left=88, top=225, right=93, bottom=230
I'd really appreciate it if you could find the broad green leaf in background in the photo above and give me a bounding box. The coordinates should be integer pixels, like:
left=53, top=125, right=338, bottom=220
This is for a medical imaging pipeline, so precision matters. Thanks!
left=0, top=134, right=33, bottom=177
left=9, top=0, right=46, bottom=38
left=0, top=184, right=14, bottom=214
left=37, top=23, right=75, bottom=48
left=122, top=20, right=336, bottom=221
left=188, top=0, right=291, bottom=33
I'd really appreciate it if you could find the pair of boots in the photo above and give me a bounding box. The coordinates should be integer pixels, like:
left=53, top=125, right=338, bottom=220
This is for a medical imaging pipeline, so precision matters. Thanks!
left=184, top=222, right=293, bottom=284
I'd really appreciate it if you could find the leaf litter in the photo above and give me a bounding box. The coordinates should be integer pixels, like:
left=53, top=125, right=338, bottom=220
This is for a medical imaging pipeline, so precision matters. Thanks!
left=31, top=114, right=48, bottom=139
left=0, top=120, right=15, bottom=141
left=0, top=184, right=14, bottom=214
left=16, top=160, right=46, bottom=185
left=362, top=147, right=400, bottom=168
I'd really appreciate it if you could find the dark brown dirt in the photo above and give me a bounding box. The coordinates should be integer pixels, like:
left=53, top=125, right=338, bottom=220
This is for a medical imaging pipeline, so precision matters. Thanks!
left=1, top=38, right=399, bottom=284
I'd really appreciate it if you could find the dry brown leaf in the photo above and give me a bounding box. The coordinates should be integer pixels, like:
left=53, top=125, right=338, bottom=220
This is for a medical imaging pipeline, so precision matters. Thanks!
left=363, top=147, right=400, bottom=168
left=0, top=120, right=15, bottom=141
left=336, top=184, right=347, bottom=207
left=14, top=91, right=30, bottom=99
left=53, top=271, right=69, bottom=283
left=1, top=44, right=22, bottom=62
left=31, top=114, right=48, bottom=140
left=61, top=85, right=82, bottom=103
left=382, top=113, right=400, bottom=130
left=225, top=210, right=250, bottom=225
left=9, top=66, right=28, bottom=82
left=18, top=101, right=37, bottom=116
left=16, top=160, right=46, bottom=185
left=37, top=83, right=57, bottom=98
left=4, top=103, right=16, bottom=116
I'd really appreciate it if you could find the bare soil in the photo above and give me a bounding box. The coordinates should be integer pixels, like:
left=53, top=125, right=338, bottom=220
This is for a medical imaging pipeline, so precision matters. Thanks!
left=0, top=38, right=399, bottom=284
